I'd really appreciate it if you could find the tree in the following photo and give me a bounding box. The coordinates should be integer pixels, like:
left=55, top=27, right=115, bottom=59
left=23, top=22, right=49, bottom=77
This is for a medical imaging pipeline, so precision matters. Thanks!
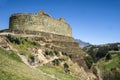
left=84, top=56, right=93, bottom=69
left=105, top=53, right=112, bottom=61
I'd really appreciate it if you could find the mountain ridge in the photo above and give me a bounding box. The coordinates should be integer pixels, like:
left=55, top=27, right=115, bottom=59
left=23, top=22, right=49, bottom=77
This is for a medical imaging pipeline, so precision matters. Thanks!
left=75, top=39, right=91, bottom=48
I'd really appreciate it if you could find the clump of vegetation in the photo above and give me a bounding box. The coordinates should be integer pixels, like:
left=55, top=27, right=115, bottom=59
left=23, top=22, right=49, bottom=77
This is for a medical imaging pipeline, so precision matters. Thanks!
left=58, top=58, right=65, bottom=62
left=105, top=53, right=112, bottom=61
left=62, top=51, right=68, bottom=56
left=44, top=50, right=54, bottom=56
left=7, top=34, right=21, bottom=44
left=84, top=55, right=93, bottom=69
left=6, top=34, right=40, bottom=57
left=45, top=50, right=49, bottom=55
left=49, top=51, right=54, bottom=56
left=54, top=50, right=59, bottom=56
left=52, top=59, right=60, bottom=66
left=32, top=41, right=40, bottom=46
left=28, top=54, right=35, bottom=63
left=7, top=34, right=40, bottom=46
left=63, top=62, right=70, bottom=73
left=44, top=50, right=60, bottom=57
left=63, top=62, right=69, bottom=69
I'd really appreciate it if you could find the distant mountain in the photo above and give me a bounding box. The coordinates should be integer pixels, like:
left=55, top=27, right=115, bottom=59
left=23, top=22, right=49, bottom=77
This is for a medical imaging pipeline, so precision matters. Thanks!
left=75, top=39, right=91, bottom=48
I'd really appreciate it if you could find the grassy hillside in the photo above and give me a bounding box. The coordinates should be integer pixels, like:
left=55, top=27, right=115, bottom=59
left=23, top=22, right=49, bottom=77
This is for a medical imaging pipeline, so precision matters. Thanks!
left=98, top=54, right=119, bottom=71
left=97, top=53, right=120, bottom=80
left=0, top=35, right=81, bottom=80
left=38, top=66, right=80, bottom=80
left=83, top=43, right=120, bottom=80
left=0, top=47, right=55, bottom=80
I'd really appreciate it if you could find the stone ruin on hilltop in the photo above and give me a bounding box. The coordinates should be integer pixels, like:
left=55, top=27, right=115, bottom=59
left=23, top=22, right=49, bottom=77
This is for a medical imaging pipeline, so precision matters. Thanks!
left=0, top=10, right=88, bottom=70
left=9, top=10, right=72, bottom=37
left=0, top=10, right=97, bottom=80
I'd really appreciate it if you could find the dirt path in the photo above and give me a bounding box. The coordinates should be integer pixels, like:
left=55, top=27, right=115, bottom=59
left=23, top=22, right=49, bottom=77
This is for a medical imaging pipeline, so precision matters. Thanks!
left=18, top=54, right=61, bottom=80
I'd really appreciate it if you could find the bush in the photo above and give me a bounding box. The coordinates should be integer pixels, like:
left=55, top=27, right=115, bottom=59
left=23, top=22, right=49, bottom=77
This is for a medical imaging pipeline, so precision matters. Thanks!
left=49, top=51, right=54, bottom=56
left=45, top=50, right=54, bottom=56
left=52, top=59, right=60, bottom=66
left=15, top=37, right=21, bottom=44
left=54, top=50, right=59, bottom=55
left=105, top=53, right=112, bottom=61
left=7, top=34, right=14, bottom=43
left=59, top=58, right=65, bottom=62
left=62, top=51, right=68, bottom=56
left=29, top=54, right=35, bottom=63
left=63, top=63, right=69, bottom=69
left=84, top=55, right=93, bottom=69
left=7, top=34, right=21, bottom=44
left=32, top=41, right=40, bottom=46
left=45, top=50, right=49, bottom=55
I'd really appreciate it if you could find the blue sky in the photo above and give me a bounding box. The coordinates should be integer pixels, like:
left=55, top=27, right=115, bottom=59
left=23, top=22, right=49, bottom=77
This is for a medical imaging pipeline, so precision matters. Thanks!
left=0, top=0, right=120, bottom=44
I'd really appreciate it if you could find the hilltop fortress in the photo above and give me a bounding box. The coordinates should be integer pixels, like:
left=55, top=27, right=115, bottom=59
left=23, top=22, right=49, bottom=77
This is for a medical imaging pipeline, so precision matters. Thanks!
left=2, top=10, right=88, bottom=70
left=9, top=10, right=72, bottom=37
left=0, top=10, right=97, bottom=80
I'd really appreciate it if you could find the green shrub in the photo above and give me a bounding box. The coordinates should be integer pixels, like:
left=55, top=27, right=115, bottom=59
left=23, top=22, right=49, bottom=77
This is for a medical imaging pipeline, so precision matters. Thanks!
left=7, top=34, right=21, bottom=44
left=45, top=50, right=54, bottom=56
left=52, top=59, right=60, bottom=66
left=15, top=37, right=21, bottom=44
left=63, top=63, right=69, bottom=69
left=7, top=34, right=14, bottom=43
left=59, top=58, right=65, bottom=62
left=54, top=50, right=59, bottom=55
left=32, top=41, right=40, bottom=46
left=29, top=54, right=35, bottom=63
left=62, top=51, right=68, bottom=56
left=105, top=53, right=112, bottom=61
left=45, top=50, right=49, bottom=56
left=84, top=55, right=93, bottom=69
left=49, top=51, right=54, bottom=56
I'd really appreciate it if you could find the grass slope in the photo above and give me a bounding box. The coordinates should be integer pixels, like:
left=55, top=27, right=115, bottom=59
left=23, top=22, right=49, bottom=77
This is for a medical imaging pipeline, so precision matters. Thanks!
left=98, top=54, right=119, bottom=71
left=38, top=66, right=80, bottom=80
left=0, top=48, right=55, bottom=80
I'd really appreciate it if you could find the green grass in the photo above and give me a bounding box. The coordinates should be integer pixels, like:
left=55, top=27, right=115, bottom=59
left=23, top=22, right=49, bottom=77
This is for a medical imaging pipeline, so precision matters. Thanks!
left=0, top=70, right=31, bottom=80
left=11, top=37, right=40, bottom=56
left=38, top=66, right=80, bottom=80
left=104, top=54, right=119, bottom=70
left=0, top=48, right=22, bottom=62
left=98, top=54, right=119, bottom=71
left=0, top=47, right=55, bottom=80
left=3, top=35, right=81, bottom=80
left=6, top=35, right=40, bottom=56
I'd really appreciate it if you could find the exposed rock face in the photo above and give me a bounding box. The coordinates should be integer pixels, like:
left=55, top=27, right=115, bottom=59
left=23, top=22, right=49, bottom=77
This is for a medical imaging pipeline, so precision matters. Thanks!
left=9, top=10, right=72, bottom=36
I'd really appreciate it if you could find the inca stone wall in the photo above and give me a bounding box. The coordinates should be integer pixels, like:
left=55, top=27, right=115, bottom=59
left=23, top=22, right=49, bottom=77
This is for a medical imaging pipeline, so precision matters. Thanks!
left=9, top=11, right=72, bottom=36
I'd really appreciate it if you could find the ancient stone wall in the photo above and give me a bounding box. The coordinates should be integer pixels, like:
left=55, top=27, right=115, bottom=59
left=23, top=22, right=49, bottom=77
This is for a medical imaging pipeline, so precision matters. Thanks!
left=9, top=11, right=72, bottom=36
left=12, top=30, right=74, bottom=42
